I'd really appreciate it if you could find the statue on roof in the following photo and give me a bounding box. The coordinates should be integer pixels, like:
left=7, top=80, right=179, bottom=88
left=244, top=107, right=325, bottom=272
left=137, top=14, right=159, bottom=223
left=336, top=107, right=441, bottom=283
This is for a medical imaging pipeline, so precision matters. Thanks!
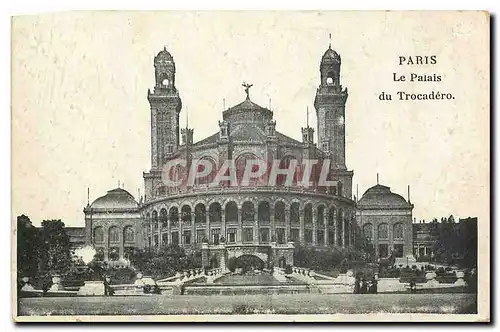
left=242, top=82, right=253, bottom=100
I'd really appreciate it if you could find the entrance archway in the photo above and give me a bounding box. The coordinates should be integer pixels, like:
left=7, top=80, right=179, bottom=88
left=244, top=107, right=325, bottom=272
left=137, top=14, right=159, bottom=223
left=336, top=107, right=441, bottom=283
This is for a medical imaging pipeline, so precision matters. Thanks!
left=234, top=254, right=265, bottom=272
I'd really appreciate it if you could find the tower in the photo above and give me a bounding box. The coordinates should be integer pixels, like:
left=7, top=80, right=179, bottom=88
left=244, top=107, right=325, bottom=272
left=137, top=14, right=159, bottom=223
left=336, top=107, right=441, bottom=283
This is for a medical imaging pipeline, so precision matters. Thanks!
left=314, top=45, right=348, bottom=170
left=147, top=47, right=182, bottom=169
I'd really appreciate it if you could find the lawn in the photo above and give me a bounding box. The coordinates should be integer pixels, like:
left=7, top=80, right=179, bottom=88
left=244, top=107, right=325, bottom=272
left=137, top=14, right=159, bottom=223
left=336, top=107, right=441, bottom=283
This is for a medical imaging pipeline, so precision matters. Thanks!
left=17, top=293, right=477, bottom=317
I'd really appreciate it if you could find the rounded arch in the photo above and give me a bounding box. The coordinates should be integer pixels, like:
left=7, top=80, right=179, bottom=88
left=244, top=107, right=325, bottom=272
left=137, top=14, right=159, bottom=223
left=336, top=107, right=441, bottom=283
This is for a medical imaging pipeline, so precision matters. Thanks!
left=93, top=226, right=104, bottom=243
left=304, top=203, right=313, bottom=224
left=225, top=201, right=238, bottom=222
left=393, top=222, right=404, bottom=239
left=328, top=206, right=335, bottom=226
left=258, top=201, right=270, bottom=223
left=274, top=201, right=286, bottom=224
left=235, top=152, right=261, bottom=186
left=169, top=206, right=179, bottom=226
left=181, top=205, right=192, bottom=223
left=108, top=226, right=119, bottom=243
left=160, top=208, right=168, bottom=228
left=123, top=225, right=135, bottom=243
left=290, top=202, right=300, bottom=224
left=277, top=155, right=298, bottom=186
left=233, top=254, right=265, bottom=271
left=209, top=202, right=222, bottom=223
left=195, top=156, right=218, bottom=186
left=194, top=203, right=206, bottom=224
left=317, top=205, right=325, bottom=225
left=378, top=223, right=389, bottom=239
left=241, top=201, right=255, bottom=222
left=363, top=223, right=373, bottom=241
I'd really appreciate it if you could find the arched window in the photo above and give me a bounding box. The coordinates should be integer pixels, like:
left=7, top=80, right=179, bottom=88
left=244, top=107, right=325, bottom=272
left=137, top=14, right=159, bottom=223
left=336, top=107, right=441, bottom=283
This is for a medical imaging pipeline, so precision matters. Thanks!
left=336, top=209, right=343, bottom=244
left=328, top=207, right=335, bottom=226
left=235, top=153, right=261, bottom=186
left=209, top=202, right=222, bottom=223
left=169, top=207, right=179, bottom=227
left=378, top=223, right=389, bottom=239
left=123, top=226, right=135, bottom=242
left=274, top=201, right=286, bottom=224
left=152, top=210, right=158, bottom=231
left=225, top=201, right=238, bottom=223
left=304, top=203, right=313, bottom=224
left=160, top=208, right=168, bottom=228
left=258, top=201, right=270, bottom=223
left=108, top=226, right=119, bottom=243
left=393, top=223, right=404, bottom=239
left=317, top=205, right=325, bottom=226
left=363, top=223, right=373, bottom=241
left=290, top=202, right=300, bottom=224
left=93, top=226, right=104, bottom=243
left=181, top=205, right=192, bottom=223
left=195, top=203, right=206, bottom=224
left=242, top=201, right=255, bottom=222
left=277, top=156, right=297, bottom=186
left=195, top=157, right=217, bottom=186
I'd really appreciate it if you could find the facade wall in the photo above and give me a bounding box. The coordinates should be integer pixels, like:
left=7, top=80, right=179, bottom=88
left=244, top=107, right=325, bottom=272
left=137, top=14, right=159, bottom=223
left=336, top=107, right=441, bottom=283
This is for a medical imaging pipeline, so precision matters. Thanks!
left=356, top=209, right=413, bottom=258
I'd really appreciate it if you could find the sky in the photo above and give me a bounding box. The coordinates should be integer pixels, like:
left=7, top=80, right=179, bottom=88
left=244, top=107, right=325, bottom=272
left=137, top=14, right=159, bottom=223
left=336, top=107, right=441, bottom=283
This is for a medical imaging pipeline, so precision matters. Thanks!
left=11, top=11, right=489, bottom=226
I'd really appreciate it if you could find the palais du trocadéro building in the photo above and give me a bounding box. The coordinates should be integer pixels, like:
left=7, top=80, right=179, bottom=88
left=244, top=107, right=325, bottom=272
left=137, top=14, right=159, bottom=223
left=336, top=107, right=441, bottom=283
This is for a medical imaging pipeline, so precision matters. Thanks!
left=81, top=45, right=416, bottom=268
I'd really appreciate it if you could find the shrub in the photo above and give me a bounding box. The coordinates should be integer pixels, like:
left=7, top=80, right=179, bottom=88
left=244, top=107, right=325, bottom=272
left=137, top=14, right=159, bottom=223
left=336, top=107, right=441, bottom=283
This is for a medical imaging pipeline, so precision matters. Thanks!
left=411, top=265, right=417, bottom=270
left=284, top=264, right=293, bottom=275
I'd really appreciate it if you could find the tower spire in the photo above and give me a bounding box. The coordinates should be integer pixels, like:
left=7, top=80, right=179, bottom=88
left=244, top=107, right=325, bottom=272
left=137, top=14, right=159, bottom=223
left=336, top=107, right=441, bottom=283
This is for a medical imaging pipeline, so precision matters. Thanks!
left=328, top=33, right=332, bottom=49
left=87, top=187, right=90, bottom=206
left=306, top=106, right=309, bottom=127
left=186, top=106, right=189, bottom=128
left=377, top=173, right=379, bottom=185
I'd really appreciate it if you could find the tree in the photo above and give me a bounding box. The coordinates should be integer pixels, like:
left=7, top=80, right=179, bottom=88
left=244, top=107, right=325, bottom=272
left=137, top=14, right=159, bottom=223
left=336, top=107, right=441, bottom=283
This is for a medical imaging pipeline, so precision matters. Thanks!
left=38, top=220, right=71, bottom=276
left=17, top=215, right=38, bottom=277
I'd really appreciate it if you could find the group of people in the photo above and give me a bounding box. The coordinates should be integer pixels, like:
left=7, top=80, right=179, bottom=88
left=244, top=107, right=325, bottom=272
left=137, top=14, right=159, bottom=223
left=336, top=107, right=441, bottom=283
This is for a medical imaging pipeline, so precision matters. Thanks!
left=353, top=277, right=378, bottom=294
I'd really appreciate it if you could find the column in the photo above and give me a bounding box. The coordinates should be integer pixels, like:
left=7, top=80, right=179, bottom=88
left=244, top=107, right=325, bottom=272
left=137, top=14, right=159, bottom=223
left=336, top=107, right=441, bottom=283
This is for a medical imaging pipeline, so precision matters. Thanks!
left=284, top=208, right=290, bottom=242
left=191, top=209, right=195, bottom=247
left=119, top=227, right=124, bottom=259
left=158, top=220, right=162, bottom=247
left=312, top=209, right=317, bottom=246
left=270, top=205, right=275, bottom=240
left=333, top=210, right=338, bottom=247
left=167, top=216, right=172, bottom=244
left=424, top=245, right=427, bottom=256
left=221, top=212, right=226, bottom=243
left=104, top=226, right=109, bottom=261
left=324, top=220, right=328, bottom=247
left=179, top=216, right=184, bottom=246
left=205, top=206, right=210, bottom=243
left=150, top=220, right=153, bottom=247
left=299, top=208, right=304, bottom=244
left=237, top=209, right=242, bottom=242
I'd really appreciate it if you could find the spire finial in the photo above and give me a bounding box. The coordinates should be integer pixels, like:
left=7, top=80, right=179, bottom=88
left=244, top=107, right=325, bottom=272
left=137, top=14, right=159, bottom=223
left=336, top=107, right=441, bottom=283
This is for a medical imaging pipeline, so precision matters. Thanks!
left=118, top=180, right=120, bottom=188
left=223, top=98, right=226, bottom=110
left=242, top=82, right=253, bottom=100
left=408, top=185, right=411, bottom=203
left=186, top=106, right=189, bottom=128
left=87, top=187, right=90, bottom=206
left=377, top=173, right=379, bottom=185
left=306, top=106, right=309, bottom=128
left=328, top=33, right=332, bottom=49
left=163, top=46, right=166, bottom=51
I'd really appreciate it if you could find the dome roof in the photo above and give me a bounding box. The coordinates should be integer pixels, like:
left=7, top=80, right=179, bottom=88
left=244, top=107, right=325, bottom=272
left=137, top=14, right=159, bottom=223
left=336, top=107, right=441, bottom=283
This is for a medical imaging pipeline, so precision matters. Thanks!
left=358, top=184, right=410, bottom=208
left=222, top=98, right=273, bottom=128
left=154, top=47, right=174, bottom=63
left=91, top=188, right=138, bottom=210
left=322, top=47, right=341, bottom=64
